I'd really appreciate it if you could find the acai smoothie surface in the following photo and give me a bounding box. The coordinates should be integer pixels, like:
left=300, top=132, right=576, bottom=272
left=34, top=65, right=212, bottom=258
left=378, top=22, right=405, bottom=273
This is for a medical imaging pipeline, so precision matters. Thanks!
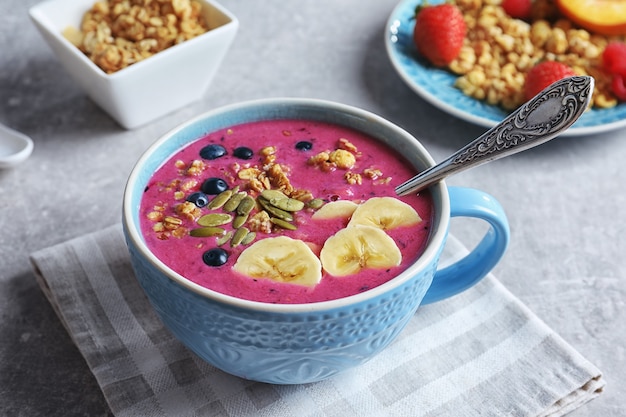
left=140, top=119, right=433, bottom=304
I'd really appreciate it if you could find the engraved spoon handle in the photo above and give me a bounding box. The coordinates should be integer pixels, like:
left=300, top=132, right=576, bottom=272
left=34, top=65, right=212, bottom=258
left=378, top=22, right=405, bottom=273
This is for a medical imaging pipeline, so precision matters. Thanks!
left=395, top=76, right=594, bottom=196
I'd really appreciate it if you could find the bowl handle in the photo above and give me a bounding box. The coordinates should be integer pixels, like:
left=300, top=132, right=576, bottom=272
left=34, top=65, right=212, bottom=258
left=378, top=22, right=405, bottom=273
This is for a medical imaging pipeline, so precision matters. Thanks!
left=421, top=186, right=510, bottom=305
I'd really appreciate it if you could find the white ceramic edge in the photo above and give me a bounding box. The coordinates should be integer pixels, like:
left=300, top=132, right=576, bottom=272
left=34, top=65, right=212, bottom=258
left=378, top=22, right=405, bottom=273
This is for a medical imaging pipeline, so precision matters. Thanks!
left=28, top=0, right=239, bottom=129
left=123, top=97, right=450, bottom=314
left=0, top=124, right=34, bottom=168
left=383, top=2, right=626, bottom=137
left=28, top=0, right=239, bottom=81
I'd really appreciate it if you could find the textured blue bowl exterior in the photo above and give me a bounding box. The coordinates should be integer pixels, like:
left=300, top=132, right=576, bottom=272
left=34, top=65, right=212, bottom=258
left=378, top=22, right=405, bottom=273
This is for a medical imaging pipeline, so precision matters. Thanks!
left=123, top=98, right=450, bottom=384
left=125, top=228, right=439, bottom=383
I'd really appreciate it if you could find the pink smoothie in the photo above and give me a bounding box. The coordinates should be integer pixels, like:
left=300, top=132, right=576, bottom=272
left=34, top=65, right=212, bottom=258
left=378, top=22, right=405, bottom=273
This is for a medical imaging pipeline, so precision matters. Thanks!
left=140, top=119, right=433, bottom=304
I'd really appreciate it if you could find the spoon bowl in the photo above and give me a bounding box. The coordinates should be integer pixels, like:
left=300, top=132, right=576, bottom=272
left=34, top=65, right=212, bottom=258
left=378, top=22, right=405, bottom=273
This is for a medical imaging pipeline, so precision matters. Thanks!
left=0, top=124, right=34, bottom=169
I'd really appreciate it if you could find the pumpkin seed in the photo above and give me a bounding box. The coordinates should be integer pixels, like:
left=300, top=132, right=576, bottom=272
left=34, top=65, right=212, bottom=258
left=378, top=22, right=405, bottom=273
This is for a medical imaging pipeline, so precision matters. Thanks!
left=236, top=195, right=256, bottom=216
left=307, top=198, right=325, bottom=209
left=189, top=226, right=226, bottom=237
left=197, top=213, right=232, bottom=227
left=216, top=230, right=234, bottom=246
left=260, top=189, right=287, bottom=201
left=270, top=217, right=297, bottom=230
left=240, top=231, right=256, bottom=245
left=231, top=227, right=250, bottom=247
left=270, top=196, right=305, bottom=212
left=223, top=191, right=246, bottom=212
left=207, top=189, right=233, bottom=209
left=257, top=197, right=293, bottom=221
left=232, top=213, right=249, bottom=229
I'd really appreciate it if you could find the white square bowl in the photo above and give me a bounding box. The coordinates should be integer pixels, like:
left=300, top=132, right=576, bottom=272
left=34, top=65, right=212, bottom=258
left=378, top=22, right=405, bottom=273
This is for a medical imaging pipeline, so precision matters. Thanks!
left=29, top=0, right=238, bottom=129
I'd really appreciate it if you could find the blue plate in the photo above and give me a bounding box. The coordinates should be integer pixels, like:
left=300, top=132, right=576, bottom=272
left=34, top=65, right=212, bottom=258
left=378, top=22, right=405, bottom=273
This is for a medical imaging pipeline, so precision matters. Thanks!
left=384, top=0, right=626, bottom=136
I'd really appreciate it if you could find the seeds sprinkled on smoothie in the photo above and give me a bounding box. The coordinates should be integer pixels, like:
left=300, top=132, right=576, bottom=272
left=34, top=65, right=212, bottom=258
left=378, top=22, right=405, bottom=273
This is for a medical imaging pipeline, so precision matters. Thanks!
left=207, top=190, right=233, bottom=209
left=197, top=213, right=233, bottom=227
left=140, top=120, right=433, bottom=304
left=190, top=226, right=226, bottom=237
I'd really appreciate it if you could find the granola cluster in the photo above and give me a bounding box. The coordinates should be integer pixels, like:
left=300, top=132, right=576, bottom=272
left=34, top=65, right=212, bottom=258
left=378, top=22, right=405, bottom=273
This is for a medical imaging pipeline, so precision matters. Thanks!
left=63, top=0, right=209, bottom=73
left=308, top=138, right=392, bottom=186
left=450, top=0, right=625, bottom=110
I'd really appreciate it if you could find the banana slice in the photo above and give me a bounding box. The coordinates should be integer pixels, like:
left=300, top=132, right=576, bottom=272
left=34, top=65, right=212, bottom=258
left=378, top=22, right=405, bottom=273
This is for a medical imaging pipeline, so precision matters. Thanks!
left=348, top=197, right=421, bottom=230
left=311, top=200, right=359, bottom=220
left=233, top=236, right=322, bottom=287
left=320, top=225, right=402, bottom=276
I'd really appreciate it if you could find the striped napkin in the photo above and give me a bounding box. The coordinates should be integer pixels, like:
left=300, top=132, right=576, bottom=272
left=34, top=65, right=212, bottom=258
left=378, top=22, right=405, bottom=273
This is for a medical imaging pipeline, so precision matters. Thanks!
left=30, top=224, right=604, bottom=417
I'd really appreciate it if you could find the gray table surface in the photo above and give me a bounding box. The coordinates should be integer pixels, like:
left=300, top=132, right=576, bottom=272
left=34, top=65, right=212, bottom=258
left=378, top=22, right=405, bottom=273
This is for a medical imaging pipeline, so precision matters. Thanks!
left=1, top=0, right=624, bottom=416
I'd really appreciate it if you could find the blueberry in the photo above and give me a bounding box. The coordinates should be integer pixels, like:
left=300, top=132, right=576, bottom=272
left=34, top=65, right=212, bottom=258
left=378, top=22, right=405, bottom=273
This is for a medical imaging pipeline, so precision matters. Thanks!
left=199, top=144, right=227, bottom=160
left=295, top=140, right=313, bottom=151
left=233, top=146, right=254, bottom=160
left=201, top=177, right=229, bottom=195
left=186, top=191, right=209, bottom=208
left=203, top=248, right=229, bottom=267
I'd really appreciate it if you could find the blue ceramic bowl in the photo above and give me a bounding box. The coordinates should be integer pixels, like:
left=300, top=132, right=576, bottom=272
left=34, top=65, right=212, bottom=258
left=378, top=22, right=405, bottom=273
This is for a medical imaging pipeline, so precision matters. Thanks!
left=122, top=98, right=510, bottom=384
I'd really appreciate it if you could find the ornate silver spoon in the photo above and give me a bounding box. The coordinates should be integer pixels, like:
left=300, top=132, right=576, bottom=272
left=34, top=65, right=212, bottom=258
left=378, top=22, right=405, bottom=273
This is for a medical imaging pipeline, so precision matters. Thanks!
left=395, top=75, right=594, bottom=196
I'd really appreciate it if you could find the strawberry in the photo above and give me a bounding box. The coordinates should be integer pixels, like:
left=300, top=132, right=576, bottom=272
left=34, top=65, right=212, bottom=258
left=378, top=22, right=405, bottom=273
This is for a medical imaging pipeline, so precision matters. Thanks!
left=523, top=61, right=576, bottom=101
left=611, top=74, right=626, bottom=101
left=602, top=42, right=626, bottom=75
left=413, top=3, right=467, bottom=67
left=602, top=42, right=626, bottom=101
left=501, top=0, right=533, bottom=20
